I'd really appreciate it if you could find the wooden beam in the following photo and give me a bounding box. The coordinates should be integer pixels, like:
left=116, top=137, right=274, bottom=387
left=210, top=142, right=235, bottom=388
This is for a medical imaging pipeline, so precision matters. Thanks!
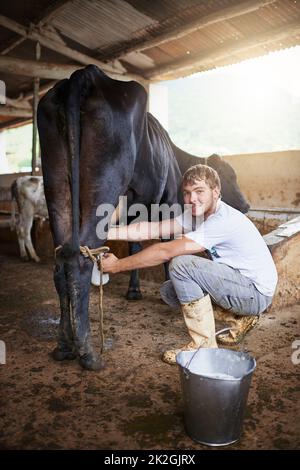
left=0, top=15, right=25, bottom=36
left=5, top=97, right=32, bottom=110
left=1, top=36, right=26, bottom=55
left=21, top=81, right=57, bottom=101
left=0, top=14, right=139, bottom=80
left=0, top=1, right=71, bottom=56
left=146, top=19, right=300, bottom=80
left=0, top=54, right=146, bottom=83
left=32, top=42, right=41, bottom=175
left=0, top=106, right=32, bottom=118
left=110, top=0, right=277, bottom=59
left=0, top=55, right=80, bottom=79
left=0, top=117, right=31, bottom=131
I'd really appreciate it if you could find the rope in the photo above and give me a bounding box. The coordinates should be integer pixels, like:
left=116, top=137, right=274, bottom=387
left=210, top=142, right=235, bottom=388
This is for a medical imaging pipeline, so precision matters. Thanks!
left=55, top=244, right=110, bottom=354
left=80, top=245, right=110, bottom=354
left=79, top=245, right=110, bottom=262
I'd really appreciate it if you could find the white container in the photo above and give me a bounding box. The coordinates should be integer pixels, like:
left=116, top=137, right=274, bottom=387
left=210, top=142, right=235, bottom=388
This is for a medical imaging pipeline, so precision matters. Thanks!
left=91, top=259, right=109, bottom=286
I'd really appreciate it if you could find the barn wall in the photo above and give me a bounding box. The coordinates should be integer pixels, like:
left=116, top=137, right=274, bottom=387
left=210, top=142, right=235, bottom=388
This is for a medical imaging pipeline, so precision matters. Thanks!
left=223, top=150, right=300, bottom=210
left=271, top=232, right=300, bottom=309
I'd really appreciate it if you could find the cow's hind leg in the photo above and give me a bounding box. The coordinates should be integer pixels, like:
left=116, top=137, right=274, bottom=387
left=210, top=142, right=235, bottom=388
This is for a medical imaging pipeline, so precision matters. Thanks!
left=76, top=275, right=104, bottom=371
left=23, top=217, right=41, bottom=262
left=63, top=250, right=104, bottom=371
left=52, top=257, right=76, bottom=361
left=126, top=242, right=143, bottom=300
left=163, top=261, right=170, bottom=281
left=162, top=238, right=170, bottom=281
left=16, top=224, right=29, bottom=261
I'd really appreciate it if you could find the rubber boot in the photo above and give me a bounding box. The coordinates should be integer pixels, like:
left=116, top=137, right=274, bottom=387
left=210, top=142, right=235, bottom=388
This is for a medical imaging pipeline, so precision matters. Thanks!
left=162, top=295, right=218, bottom=365
left=214, top=308, right=259, bottom=345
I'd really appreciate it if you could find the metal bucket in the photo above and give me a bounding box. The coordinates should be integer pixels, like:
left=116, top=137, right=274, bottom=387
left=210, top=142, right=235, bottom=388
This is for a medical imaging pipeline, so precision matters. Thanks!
left=176, top=348, right=256, bottom=446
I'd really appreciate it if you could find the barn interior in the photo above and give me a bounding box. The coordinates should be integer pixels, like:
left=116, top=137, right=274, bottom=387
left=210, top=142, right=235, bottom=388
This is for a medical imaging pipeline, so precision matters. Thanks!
left=0, top=0, right=300, bottom=451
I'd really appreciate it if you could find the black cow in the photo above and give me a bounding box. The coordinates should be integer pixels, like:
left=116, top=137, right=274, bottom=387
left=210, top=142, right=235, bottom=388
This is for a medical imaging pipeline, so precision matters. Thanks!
left=38, top=65, right=249, bottom=371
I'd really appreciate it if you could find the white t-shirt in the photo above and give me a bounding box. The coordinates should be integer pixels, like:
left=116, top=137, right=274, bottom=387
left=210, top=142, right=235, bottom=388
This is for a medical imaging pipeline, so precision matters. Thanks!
left=176, top=200, right=278, bottom=297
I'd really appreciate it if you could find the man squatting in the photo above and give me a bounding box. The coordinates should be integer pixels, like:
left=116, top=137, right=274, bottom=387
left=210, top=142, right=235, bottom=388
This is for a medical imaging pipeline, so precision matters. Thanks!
left=102, top=164, right=278, bottom=364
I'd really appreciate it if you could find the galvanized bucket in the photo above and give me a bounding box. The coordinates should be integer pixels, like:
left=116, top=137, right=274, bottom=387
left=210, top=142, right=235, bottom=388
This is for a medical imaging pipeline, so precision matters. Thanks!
left=176, top=348, right=256, bottom=446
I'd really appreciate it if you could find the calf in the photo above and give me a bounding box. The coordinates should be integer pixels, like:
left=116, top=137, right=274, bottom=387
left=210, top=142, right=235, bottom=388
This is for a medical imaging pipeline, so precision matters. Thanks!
left=11, top=176, right=48, bottom=262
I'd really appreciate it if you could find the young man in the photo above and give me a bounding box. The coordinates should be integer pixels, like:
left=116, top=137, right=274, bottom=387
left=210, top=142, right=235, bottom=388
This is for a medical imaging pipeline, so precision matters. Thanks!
left=103, top=164, right=278, bottom=364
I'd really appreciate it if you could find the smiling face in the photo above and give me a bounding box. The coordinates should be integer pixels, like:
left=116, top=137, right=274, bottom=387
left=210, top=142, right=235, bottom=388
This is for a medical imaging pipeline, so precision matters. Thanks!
left=182, top=164, right=221, bottom=219
left=182, top=179, right=220, bottom=218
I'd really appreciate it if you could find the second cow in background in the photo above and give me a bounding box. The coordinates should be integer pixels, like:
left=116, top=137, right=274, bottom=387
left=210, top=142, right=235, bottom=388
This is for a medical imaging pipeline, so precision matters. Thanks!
left=10, top=175, right=48, bottom=262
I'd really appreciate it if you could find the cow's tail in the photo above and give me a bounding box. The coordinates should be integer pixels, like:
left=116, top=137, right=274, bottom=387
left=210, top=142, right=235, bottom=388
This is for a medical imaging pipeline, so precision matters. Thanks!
left=64, top=71, right=83, bottom=255
left=10, top=180, right=18, bottom=231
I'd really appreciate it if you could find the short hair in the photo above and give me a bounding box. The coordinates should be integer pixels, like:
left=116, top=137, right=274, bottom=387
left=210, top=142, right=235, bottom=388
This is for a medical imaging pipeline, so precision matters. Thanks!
left=182, top=164, right=221, bottom=191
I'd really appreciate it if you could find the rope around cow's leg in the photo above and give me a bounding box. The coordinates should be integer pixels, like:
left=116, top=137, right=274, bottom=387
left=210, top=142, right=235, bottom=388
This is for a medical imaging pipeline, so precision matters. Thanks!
left=98, top=254, right=105, bottom=354
left=80, top=245, right=110, bottom=355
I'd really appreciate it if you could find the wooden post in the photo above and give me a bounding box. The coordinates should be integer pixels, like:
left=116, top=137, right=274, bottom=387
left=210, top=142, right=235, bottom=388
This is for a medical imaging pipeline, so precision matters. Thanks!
left=31, top=42, right=40, bottom=175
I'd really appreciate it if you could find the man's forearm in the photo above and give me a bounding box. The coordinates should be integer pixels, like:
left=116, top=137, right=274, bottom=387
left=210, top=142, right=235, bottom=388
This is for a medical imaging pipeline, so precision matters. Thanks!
left=102, top=237, right=204, bottom=274
left=113, top=242, right=169, bottom=273
left=108, top=221, right=159, bottom=241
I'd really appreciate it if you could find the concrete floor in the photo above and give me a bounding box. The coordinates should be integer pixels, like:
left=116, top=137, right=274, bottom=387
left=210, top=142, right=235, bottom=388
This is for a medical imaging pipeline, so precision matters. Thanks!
left=0, top=253, right=299, bottom=450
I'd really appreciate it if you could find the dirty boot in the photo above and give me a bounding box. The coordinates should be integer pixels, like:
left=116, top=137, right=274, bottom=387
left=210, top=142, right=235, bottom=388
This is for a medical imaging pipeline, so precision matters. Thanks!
left=215, top=309, right=259, bottom=345
left=162, top=295, right=218, bottom=365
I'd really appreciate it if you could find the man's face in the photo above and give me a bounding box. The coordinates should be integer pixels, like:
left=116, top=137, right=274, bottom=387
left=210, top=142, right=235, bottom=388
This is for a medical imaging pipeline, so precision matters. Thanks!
left=182, top=179, right=220, bottom=217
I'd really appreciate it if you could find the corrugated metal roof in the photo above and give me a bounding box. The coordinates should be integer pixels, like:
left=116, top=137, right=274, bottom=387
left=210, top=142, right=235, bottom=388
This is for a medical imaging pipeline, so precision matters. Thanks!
left=96, top=0, right=240, bottom=59
left=139, top=0, right=300, bottom=79
left=0, top=0, right=300, bottom=127
left=51, top=0, right=156, bottom=50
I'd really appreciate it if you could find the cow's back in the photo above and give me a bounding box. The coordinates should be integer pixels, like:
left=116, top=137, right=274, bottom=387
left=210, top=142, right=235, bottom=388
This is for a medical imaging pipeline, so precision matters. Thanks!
left=146, top=113, right=249, bottom=213
left=144, top=113, right=182, bottom=206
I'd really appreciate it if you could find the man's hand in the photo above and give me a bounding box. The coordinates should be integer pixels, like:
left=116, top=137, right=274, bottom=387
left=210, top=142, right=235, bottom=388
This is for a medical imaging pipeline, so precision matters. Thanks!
left=102, top=253, right=120, bottom=274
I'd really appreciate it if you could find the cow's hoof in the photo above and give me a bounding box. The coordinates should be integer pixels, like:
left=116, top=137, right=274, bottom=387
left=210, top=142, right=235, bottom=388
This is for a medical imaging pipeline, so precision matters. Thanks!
left=51, top=347, right=77, bottom=361
left=79, top=353, right=105, bottom=371
left=21, top=256, right=30, bottom=262
left=126, top=288, right=143, bottom=301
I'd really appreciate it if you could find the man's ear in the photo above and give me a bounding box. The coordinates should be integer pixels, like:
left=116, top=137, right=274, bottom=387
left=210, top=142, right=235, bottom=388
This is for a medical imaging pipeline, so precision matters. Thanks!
left=213, top=187, right=221, bottom=200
